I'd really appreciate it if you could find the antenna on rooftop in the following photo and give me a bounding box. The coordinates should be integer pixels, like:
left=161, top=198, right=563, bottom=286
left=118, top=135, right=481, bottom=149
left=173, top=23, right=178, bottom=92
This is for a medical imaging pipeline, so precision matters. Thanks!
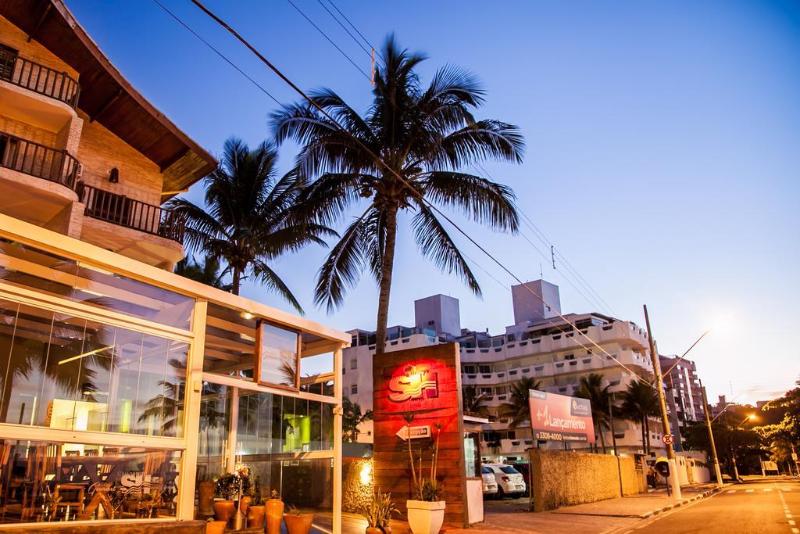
left=551, top=245, right=556, bottom=270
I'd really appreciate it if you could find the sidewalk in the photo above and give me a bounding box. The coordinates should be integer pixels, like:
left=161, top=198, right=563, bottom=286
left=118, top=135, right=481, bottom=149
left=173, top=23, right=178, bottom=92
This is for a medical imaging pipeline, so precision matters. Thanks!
left=444, top=483, right=725, bottom=534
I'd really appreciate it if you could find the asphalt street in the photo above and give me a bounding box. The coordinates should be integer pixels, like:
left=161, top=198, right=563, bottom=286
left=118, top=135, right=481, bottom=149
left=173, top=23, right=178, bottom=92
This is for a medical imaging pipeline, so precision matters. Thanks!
left=627, top=477, right=800, bottom=534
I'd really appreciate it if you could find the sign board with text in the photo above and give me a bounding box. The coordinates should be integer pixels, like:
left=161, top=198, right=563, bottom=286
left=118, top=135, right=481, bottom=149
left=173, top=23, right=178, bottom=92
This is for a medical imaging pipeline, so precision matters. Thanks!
left=529, top=389, right=596, bottom=443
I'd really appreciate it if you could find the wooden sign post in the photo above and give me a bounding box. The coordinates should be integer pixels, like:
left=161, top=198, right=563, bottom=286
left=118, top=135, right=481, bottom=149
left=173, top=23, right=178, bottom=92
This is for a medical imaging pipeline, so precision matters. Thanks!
left=372, top=343, right=468, bottom=528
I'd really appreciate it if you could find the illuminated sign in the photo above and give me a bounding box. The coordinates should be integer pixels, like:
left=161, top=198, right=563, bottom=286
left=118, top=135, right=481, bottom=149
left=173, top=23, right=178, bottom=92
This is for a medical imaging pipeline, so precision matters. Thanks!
left=388, top=364, right=439, bottom=402
left=529, top=389, right=595, bottom=443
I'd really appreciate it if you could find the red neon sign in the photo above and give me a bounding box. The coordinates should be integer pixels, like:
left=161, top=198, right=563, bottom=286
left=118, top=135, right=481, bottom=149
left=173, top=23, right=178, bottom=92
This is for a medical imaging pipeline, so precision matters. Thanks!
left=388, top=363, right=439, bottom=402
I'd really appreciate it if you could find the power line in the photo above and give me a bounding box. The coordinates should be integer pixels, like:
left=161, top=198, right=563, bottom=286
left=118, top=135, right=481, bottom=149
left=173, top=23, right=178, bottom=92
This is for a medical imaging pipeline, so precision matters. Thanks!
left=150, top=0, right=282, bottom=107
left=324, top=0, right=377, bottom=53
left=285, top=0, right=372, bottom=81
left=184, top=0, right=653, bottom=386
left=315, top=0, right=374, bottom=62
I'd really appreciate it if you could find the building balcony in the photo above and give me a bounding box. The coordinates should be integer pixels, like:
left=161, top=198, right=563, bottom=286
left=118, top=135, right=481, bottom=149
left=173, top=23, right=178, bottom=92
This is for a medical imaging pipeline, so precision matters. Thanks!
left=78, top=183, right=185, bottom=243
left=0, top=131, right=79, bottom=190
left=0, top=46, right=80, bottom=108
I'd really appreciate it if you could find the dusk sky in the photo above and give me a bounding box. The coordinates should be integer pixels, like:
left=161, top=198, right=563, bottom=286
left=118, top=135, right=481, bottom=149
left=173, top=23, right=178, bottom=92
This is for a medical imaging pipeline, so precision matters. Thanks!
left=67, top=0, right=799, bottom=404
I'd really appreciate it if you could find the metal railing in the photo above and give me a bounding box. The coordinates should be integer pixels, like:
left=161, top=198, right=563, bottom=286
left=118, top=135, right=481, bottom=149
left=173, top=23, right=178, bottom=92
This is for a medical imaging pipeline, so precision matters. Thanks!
left=78, top=183, right=185, bottom=243
left=0, top=47, right=80, bottom=108
left=0, top=132, right=80, bottom=189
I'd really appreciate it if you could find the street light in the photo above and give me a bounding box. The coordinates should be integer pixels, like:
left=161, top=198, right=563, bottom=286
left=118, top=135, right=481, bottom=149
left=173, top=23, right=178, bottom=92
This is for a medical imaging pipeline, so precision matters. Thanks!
left=730, top=413, right=758, bottom=482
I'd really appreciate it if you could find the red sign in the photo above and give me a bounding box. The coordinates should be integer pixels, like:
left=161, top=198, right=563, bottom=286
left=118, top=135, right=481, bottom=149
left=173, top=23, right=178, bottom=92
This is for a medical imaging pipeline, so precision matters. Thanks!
left=529, top=389, right=595, bottom=443
left=387, top=362, right=439, bottom=403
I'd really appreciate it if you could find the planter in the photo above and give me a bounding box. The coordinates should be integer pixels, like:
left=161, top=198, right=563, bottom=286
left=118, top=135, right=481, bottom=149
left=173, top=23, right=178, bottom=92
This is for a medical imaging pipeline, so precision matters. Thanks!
left=265, top=498, right=284, bottom=534
left=239, top=495, right=252, bottom=517
left=198, top=480, right=215, bottom=516
left=214, top=500, right=236, bottom=525
left=247, top=504, right=265, bottom=529
left=206, top=520, right=227, bottom=534
left=406, top=500, right=445, bottom=534
left=284, top=512, right=314, bottom=534
left=366, top=528, right=384, bottom=534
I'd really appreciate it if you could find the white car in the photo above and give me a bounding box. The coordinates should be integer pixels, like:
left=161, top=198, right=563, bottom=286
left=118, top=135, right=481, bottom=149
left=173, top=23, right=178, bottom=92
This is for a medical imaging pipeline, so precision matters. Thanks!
left=481, top=466, right=498, bottom=497
left=484, top=463, right=526, bottom=498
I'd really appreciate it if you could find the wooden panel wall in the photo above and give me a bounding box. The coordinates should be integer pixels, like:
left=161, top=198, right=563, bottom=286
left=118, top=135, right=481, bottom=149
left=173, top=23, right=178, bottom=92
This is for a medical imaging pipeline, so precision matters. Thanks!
left=372, top=343, right=467, bottom=529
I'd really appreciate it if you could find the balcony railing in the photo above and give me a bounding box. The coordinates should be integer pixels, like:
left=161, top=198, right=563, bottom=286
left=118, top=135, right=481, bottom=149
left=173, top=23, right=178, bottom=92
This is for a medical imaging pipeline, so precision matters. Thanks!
left=78, top=183, right=185, bottom=243
left=0, top=46, right=80, bottom=108
left=0, top=132, right=80, bottom=190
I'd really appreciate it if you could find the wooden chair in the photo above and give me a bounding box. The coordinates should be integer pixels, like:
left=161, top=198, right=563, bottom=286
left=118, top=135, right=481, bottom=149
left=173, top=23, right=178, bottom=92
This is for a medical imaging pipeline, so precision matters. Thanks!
left=50, top=483, right=85, bottom=521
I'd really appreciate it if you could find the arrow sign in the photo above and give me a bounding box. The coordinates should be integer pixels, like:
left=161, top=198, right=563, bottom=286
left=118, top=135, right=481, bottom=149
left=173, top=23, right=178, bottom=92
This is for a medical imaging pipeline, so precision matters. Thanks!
left=396, top=425, right=431, bottom=441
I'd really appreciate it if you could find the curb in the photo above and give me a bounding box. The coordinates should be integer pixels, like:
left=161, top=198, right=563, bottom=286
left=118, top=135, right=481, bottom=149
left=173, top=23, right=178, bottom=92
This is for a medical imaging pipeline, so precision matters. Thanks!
left=638, top=486, right=721, bottom=519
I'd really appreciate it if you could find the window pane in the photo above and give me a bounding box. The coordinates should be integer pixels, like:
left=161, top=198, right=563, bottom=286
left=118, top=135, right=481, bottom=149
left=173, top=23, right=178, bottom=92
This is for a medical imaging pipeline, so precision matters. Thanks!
left=196, top=382, right=231, bottom=480
left=0, top=439, right=180, bottom=524
left=0, top=296, right=188, bottom=437
left=258, top=323, right=298, bottom=387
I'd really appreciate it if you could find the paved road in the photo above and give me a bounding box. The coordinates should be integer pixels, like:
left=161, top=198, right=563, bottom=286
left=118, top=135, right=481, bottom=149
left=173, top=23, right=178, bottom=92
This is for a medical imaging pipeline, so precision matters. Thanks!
left=626, top=477, right=800, bottom=534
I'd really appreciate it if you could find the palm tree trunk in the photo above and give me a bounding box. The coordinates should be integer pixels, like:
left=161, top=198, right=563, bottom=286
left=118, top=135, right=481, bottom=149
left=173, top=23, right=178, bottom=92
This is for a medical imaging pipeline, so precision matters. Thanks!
left=374, top=206, right=398, bottom=356
left=645, top=417, right=651, bottom=454
left=231, top=267, right=241, bottom=295
left=599, top=423, right=607, bottom=454
left=641, top=417, right=647, bottom=454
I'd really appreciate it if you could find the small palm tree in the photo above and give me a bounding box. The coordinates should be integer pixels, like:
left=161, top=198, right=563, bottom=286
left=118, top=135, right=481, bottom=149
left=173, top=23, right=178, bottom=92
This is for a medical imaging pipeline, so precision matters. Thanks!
left=342, top=397, right=373, bottom=442
left=168, top=137, right=335, bottom=313
left=462, top=385, right=489, bottom=417
left=174, top=254, right=229, bottom=290
left=619, top=379, right=660, bottom=454
left=272, top=36, right=524, bottom=352
left=500, top=377, right=542, bottom=429
left=575, top=373, right=611, bottom=453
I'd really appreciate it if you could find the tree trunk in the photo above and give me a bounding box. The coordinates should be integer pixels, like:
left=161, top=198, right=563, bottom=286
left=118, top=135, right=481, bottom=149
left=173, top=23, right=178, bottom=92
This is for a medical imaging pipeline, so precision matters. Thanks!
left=599, top=422, right=607, bottom=454
left=374, top=206, right=398, bottom=355
left=645, top=417, right=651, bottom=454
left=231, top=267, right=241, bottom=296
left=641, top=417, right=647, bottom=454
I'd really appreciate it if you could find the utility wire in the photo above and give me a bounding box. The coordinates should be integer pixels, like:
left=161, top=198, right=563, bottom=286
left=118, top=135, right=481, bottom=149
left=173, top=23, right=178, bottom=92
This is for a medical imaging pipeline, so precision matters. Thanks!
left=285, top=0, right=372, bottom=81
left=315, top=0, right=375, bottom=62
left=185, top=0, right=653, bottom=386
left=151, top=0, right=282, bottom=107
left=324, top=0, right=378, bottom=53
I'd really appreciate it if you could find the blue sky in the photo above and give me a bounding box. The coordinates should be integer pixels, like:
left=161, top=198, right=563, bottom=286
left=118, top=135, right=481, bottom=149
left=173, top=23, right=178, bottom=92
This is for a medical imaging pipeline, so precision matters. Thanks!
left=67, top=0, right=799, bottom=403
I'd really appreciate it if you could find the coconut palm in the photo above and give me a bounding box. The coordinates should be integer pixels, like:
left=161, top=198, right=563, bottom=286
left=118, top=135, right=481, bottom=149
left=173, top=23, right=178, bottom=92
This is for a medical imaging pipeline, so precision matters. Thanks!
left=462, top=385, right=490, bottom=417
left=271, top=35, right=524, bottom=353
left=167, top=137, right=336, bottom=313
left=499, top=377, right=542, bottom=429
left=575, top=373, right=611, bottom=453
left=342, top=397, right=373, bottom=442
left=619, top=379, right=660, bottom=454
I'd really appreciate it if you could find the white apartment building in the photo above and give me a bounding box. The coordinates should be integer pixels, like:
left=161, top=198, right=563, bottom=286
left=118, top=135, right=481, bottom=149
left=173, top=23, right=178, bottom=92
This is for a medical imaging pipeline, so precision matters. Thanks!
left=343, top=280, right=666, bottom=461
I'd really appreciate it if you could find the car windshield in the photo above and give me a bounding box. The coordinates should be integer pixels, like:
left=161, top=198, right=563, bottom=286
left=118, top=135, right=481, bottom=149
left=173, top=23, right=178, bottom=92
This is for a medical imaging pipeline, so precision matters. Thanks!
left=481, top=466, right=492, bottom=474
left=500, top=466, right=520, bottom=475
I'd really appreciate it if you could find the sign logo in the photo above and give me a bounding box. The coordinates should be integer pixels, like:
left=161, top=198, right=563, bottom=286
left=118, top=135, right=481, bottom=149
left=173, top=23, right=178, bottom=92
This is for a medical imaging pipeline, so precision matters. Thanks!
left=388, top=364, right=439, bottom=402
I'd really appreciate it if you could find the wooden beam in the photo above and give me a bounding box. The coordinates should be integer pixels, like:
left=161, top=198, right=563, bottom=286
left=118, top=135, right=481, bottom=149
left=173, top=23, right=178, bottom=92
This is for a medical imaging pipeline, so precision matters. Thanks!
left=90, top=89, right=123, bottom=123
left=159, top=147, right=190, bottom=173
left=204, top=348, right=242, bottom=362
left=27, top=2, right=52, bottom=42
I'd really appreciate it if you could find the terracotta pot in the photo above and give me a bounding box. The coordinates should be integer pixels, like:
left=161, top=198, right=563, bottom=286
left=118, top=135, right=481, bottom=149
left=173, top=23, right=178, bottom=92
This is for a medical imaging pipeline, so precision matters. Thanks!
left=265, top=498, right=284, bottom=534
left=214, top=500, right=236, bottom=525
left=239, top=495, right=252, bottom=517
left=199, top=480, right=215, bottom=516
left=284, top=512, right=314, bottom=534
left=247, top=504, right=265, bottom=529
left=366, top=528, right=384, bottom=534
left=206, top=520, right=227, bottom=534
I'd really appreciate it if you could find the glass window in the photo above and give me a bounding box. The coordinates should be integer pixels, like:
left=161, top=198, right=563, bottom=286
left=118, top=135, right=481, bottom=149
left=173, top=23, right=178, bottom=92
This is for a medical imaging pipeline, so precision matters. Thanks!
left=0, top=239, right=194, bottom=330
left=351, top=384, right=358, bottom=395
left=0, top=297, right=188, bottom=437
left=257, top=323, right=299, bottom=388
left=0, top=439, right=181, bottom=524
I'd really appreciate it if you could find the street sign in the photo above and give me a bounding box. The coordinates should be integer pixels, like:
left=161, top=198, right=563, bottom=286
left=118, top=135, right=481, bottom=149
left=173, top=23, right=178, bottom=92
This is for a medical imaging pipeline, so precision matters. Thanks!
left=662, top=434, right=673, bottom=445
left=396, top=425, right=431, bottom=441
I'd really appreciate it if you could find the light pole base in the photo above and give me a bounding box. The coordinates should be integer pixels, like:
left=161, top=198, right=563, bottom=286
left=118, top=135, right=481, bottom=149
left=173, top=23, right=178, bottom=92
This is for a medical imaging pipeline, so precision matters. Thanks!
left=668, top=458, right=683, bottom=500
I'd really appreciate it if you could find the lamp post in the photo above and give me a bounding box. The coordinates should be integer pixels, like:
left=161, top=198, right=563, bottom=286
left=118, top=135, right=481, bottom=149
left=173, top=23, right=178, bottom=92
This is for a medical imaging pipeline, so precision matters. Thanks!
left=700, top=383, right=724, bottom=487
left=643, top=305, right=682, bottom=500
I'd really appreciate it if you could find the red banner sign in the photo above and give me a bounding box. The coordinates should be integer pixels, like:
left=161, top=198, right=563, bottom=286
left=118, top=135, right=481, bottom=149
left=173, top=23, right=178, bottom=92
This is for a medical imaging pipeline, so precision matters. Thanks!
left=529, top=389, right=595, bottom=443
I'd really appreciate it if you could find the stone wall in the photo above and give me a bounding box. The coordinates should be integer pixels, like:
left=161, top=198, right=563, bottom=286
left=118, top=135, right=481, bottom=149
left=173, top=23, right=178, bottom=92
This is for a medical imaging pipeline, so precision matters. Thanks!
left=342, top=457, right=374, bottom=514
left=529, top=449, right=644, bottom=511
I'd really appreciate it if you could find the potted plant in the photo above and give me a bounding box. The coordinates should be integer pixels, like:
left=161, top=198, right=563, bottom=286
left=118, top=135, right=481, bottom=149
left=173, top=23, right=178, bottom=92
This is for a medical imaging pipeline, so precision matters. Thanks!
left=205, top=518, right=227, bottom=534
left=265, top=489, right=284, bottom=534
left=213, top=473, right=240, bottom=524
left=284, top=504, right=314, bottom=534
left=404, top=416, right=445, bottom=534
left=360, top=489, right=397, bottom=534
left=198, top=476, right=216, bottom=517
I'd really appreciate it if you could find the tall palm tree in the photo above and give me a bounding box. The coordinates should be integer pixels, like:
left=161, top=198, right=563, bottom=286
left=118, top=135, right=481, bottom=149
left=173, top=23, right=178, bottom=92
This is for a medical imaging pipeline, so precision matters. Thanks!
left=168, top=137, right=335, bottom=313
left=619, top=379, right=660, bottom=454
left=499, top=377, right=542, bottom=429
left=272, top=36, right=524, bottom=353
left=174, top=253, right=229, bottom=290
left=342, top=397, right=373, bottom=443
left=462, top=385, right=490, bottom=417
left=576, top=373, right=611, bottom=453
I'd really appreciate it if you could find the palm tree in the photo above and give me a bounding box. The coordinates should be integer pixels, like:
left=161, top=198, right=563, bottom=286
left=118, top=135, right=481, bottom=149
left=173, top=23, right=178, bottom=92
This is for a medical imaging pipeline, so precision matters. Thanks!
left=462, top=385, right=489, bottom=417
left=272, top=36, right=524, bottom=353
left=499, top=377, right=542, bottom=429
left=619, top=379, right=660, bottom=454
left=342, top=397, right=373, bottom=442
left=174, top=253, right=229, bottom=290
left=575, top=373, right=611, bottom=453
left=168, top=137, right=335, bottom=313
